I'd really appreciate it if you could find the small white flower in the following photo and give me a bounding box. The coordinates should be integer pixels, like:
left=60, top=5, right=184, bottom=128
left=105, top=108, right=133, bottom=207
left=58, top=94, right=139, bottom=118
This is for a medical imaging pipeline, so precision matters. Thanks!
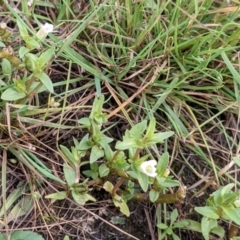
left=140, top=160, right=157, bottom=177
left=36, top=23, right=54, bottom=39
left=27, top=0, right=33, bottom=6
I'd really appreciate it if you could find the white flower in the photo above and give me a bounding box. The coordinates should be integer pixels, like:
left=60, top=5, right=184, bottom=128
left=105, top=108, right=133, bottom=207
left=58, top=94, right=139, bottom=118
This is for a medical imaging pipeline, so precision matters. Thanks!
left=140, top=160, right=157, bottom=177
left=36, top=23, right=54, bottom=39
left=27, top=0, right=33, bottom=6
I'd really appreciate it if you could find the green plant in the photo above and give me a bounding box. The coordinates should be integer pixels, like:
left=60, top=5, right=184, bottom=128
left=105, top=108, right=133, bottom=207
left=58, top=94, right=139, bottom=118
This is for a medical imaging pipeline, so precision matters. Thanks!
left=46, top=95, right=183, bottom=216
left=0, top=19, right=54, bottom=102
left=195, top=183, right=240, bottom=240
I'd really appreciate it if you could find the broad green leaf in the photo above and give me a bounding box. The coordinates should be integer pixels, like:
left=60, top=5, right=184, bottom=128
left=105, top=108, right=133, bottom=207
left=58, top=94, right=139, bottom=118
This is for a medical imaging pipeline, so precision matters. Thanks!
left=157, top=152, right=169, bottom=176
left=82, top=170, right=98, bottom=180
left=10, top=231, right=44, bottom=240
left=159, top=179, right=180, bottom=188
left=173, top=220, right=189, bottom=229
left=103, top=181, right=114, bottom=193
left=14, top=76, right=27, bottom=92
left=222, top=206, right=240, bottom=225
left=129, top=120, right=147, bottom=138
left=63, top=163, right=76, bottom=186
left=26, top=37, right=40, bottom=50
left=201, top=217, right=217, bottom=240
left=210, top=225, right=225, bottom=239
left=149, top=189, right=159, bottom=202
left=1, top=58, right=12, bottom=76
left=19, top=46, right=30, bottom=59
left=212, top=183, right=234, bottom=205
left=90, top=145, right=104, bottom=164
left=34, top=71, right=54, bottom=93
left=0, top=41, right=5, bottom=47
left=172, top=233, right=180, bottom=240
left=77, top=134, right=91, bottom=150
left=63, top=236, right=70, bottom=240
left=78, top=117, right=91, bottom=127
left=37, top=47, right=55, bottom=69
left=7, top=195, right=33, bottom=223
left=113, top=194, right=130, bottom=217
left=72, top=190, right=96, bottom=205
left=157, top=223, right=168, bottom=229
left=115, top=138, right=138, bottom=150
left=194, top=206, right=219, bottom=219
left=182, top=219, right=202, bottom=232
left=45, top=191, right=67, bottom=200
left=99, top=163, right=110, bottom=178
left=1, top=88, right=26, bottom=101
left=99, top=135, right=114, bottom=161
left=136, top=169, right=149, bottom=192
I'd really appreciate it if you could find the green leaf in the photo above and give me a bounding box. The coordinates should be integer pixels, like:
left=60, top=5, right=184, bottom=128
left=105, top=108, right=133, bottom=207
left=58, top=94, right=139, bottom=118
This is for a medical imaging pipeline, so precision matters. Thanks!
left=172, top=233, right=180, bottom=240
left=149, top=189, right=159, bottom=202
left=99, top=137, right=113, bottom=161
left=45, top=191, right=67, bottom=200
left=72, top=190, right=96, bottom=205
left=148, top=131, right=174, bottom=144
left=17, top=19, right=29, bottom=40
left=201, top=217, right=217, bottom=240
left=145, top=118, right=156, bottom=139
left=222, top=206, right=240, bottom=225
left=60, top=145, right=76, bottom=166
left=0, top=41, right=6, bottom=47
left=34, top=71, right=54, bottom=93
left=136, top=168, right=149, bottom=192
left=158, top=178, right=180, bottom=188
left=103, top=181, right=114, bottom=193
left=1, top=88, right=26, bottom=101
left=0, top=183, right=26, bottom=218
left=37, top=47, right=55, bottom=69
left=115, top=138, right=138, bottom=150
left=173, top=220, right=189, bottom=229
left=63, top=163, right=76, bottom=186
left=233, top=157, right=240, bottom=167
left=63, top=236, right=70, bottom=240
left=78, top=117, right=91, bottom=127
left=212, top=183, right=234, bottom=205
left=1, top=58, right=12, bottom=76
left=82, top=170, right=98, bottom=179
left=10, top=231, right=44, bottom=240
left=157, top=152, right=169, bottom=176
left=77, top=134, right=91, bottom=150
left=194, top=206, right=219, bottom=219
left=26, top=37, right=40, bottom=50
left=90, top=145, right=104, bottom=164
left=157, top=223, right=168, bottom=229
left=19, top=46, right=30, bottom=58
left=113, top=194, right=130, bottom=217
left=99, top=163, right=110, bottom=178
left=170, top=209, right=178, bottom=226
left=7, top=195, right=33, bottom=223
left=129, top=120, right=147, bottom=138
